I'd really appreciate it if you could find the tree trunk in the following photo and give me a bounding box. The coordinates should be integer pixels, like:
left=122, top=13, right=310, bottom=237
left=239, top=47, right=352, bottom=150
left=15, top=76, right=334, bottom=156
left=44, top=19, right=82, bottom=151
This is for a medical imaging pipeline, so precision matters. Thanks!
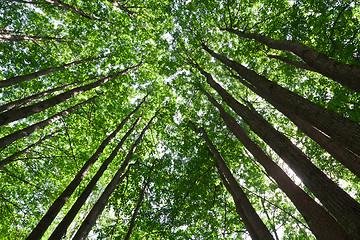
left=199, top=127, right=274, bottom=240
left=199, top=86, right=350, bottom=239
left=48, top=115, right=141, bottom=240
left=0, top=63, right=141, bottom=126
left=223, top=28, right=360, bottom=92
left=0, top=132, right=56, bottom=167
left=108, top=0, right=137, bottom=17
left=25, top=96, right=146, bottom=240
left=0, top=80, right=84, bottom=113
left=267, top=55, right=316, bottom=71
left=0, top=32, right=68, bottom=42
left=198, top=68, right=360, bottom=238
left=202, top=44, right=360, bottom=158
left=0, top=53, right=113, bottom=88
left=0, top=97, right=95, bottom=150
left=72, top=108, right=161, bottom=240
left=231, top=74, right=360, bottom=179
left=124, top=162, right=155, bottom=240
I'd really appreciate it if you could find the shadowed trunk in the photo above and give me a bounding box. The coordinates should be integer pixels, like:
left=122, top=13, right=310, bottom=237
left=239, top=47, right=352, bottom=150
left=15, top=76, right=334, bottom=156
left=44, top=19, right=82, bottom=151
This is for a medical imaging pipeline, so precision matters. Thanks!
left=26, top=96, right=146, bottom=240
left=199, top=127, right=274, bottom=240
left=267, top=55, right=316, bottom=71
left=72, top=107, right=162, bottom=240
left=198, top=85, right=350, bottom=239
left=0, top=63, right=141, bottom=126
left=0, top=53, right=113, bottom=88
left=223, top=28, right=360, bottom=92
left=48, top=115, right=141, bottom=240
left=0, top=97, right=95, bottom=150
left=198, top=67, right=360, bottom=238
left=202, top=44, right=360, bottom=158
left=0, top=80, right=84, bottom=113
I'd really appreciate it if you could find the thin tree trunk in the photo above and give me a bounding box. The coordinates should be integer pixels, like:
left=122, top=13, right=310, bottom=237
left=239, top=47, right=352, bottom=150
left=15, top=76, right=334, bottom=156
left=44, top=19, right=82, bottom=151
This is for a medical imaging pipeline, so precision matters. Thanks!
left=232, top=74, right=360, bottom=179
left=0, top=32, right=68, bottom=42
left=198, top=127, right=274, bottom=240
left=26, top=96, right=146, bottom=240
left=10, top=0, right=103, bottom=21
left=0, top=97, right=94, bottom=150
left=72, top=108, right=161, bottom=240
left=0, top=80, right=84, bottom=113
left=198, top=68, right=360, bottom=238
left=124, top=162, right=155, bottom=240
left=223, top=28, right=360, bottom=92
left=0, top=53, right=113, bottom=88
left=201, top=44, right=360, bottom=158
left=0, top=63, right=141, bottom=126
left=0, top=132, right=57, bottom=167
left=267, top=55, right=316, bottom=71
left=48, top=115, right=141, bottom=240
left=198, top=85, right=350, bottom=239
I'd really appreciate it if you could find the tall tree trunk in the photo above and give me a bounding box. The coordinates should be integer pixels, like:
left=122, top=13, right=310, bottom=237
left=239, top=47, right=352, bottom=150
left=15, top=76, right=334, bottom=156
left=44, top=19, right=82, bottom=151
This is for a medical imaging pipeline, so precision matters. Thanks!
left=48, top=115, right=141, bottom=240
left=0, top=53, right=113, bottom=88
left=199, top=86, right=350, bottom=239
left=231, top=74, right=360, bottom=178
left=72, top=107, right=161, bottom=240
left=10, top=0, right=103, bottom=21
left=0, top=80, right=84, bottom=113
left=199, top=127, right=274, bottom=240
left=124, top=162, right=155, bottom=240
left=0, top=63, right=141, bottom=126
left=223, top=28, right=360, bottom=92
left=267, top=55, right=316, bottom=71
left=0, top=132, right=57, bottom=167
left=0, top=97, right=95, bottom=150
left=0, top=32, right=68, bottom=42
left=26, top=96, right=146, bottom=240
left=197, top=67, right=360, bottom=238
left=201, top=44, right=360, bottom=158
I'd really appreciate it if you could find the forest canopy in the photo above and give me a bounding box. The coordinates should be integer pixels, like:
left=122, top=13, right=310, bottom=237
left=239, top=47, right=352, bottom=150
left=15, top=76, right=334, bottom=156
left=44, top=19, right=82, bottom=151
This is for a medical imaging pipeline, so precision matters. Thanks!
left=0, top=0, right=360, bottom=239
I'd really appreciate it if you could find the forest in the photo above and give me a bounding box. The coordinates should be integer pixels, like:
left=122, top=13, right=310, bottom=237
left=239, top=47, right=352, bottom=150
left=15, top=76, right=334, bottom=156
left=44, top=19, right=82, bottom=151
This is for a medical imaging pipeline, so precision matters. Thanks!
left=0, top=0, right=360, bottom=239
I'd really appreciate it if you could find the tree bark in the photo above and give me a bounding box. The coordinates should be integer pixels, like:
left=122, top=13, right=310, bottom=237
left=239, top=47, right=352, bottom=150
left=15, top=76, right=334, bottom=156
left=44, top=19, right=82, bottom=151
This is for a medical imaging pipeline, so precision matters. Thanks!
left=231, top=74, right=360, bottom=179
left=48, top=115, right=141, bottom=240
left=72, top=107, right=161, bottom=240
left=0, top=63, right=141, bottom=126
left=0, top=97, right=94, bottom=150
left=0, top=132, right=56, bottom=167
left=0, top=80, right=83, bottom=113
left=26, top=96, right=146, bottom=240
left=199, top=127, right=274, bottom=240
left=0, top=53, right=113, bottom=88
left=124, top=162, right=155, bottom=240
left=267, top=55, right=316, bottom=71
left=223, top=28, right=360, bottom=92
left=198, top=68, right=360, bottom=238
left=202, top=44, right=360, bottom=158
left=0, top=32, right=68, bottom=42
left=199, top=86, right=350, bottom=239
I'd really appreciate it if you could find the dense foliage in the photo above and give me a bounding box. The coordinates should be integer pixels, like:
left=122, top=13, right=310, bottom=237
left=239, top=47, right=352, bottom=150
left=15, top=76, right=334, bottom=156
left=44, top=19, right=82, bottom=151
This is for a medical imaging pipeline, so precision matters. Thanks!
left=0, top=0, right=359, bottom=239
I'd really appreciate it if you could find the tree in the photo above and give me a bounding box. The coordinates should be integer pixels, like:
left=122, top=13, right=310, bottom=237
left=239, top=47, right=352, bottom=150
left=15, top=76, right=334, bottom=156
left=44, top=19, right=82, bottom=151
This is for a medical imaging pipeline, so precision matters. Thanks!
left=1, top=0, right=359, bottom=239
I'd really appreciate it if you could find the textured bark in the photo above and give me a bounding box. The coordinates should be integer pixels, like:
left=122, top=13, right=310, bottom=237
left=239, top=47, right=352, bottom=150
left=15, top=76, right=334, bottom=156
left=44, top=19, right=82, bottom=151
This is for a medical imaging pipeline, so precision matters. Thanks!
left=124, top=162, right=155, bottom=240
left=199, top=86, right=350, bottom=239
left=224, top=28, right=360, bottom=92
left=72, top=108, right=161, bottom=240
left=199, top=68, right=360, bottom=238
left=202, top=44, right=360, bottom=158
left=267, top=55, right=316, bottom=71
left=0, top=80, right=83, bottom=113
left=48, top=115, right=141, bottom=240
left=0, top=97, right=94, bottom=150
left=0, top=132, right=56, bottom=167
left=26, top=97, right=145, bottom=240
left=0, top=53, right=112, bottom=88
left=0, top=63, right=141, bottom=126
left=199, top=127, right=274, bottom=240
left=232, top=74, right=360, bottom=179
